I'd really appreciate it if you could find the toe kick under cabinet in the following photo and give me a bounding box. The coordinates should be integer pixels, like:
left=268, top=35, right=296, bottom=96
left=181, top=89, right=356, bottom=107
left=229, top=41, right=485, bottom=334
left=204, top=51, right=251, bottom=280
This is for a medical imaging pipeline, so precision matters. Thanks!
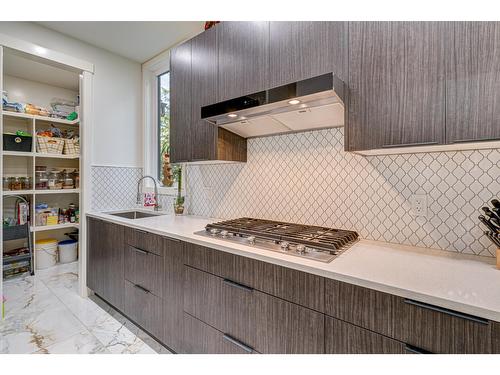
left=87, top=218, right=500, bottom=354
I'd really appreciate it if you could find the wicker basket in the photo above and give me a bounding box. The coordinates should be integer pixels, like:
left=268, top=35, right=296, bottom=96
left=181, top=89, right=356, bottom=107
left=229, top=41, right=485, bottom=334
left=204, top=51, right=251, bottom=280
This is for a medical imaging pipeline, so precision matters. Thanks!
left=36, top=136, right=64, bottom=154
left=63, top=138, right=80, bottom=156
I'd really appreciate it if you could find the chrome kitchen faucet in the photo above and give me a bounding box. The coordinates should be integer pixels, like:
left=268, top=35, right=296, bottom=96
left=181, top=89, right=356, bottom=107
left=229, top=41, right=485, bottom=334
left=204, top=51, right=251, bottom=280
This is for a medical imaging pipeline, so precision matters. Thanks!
left=136, top=175, right=161, bottom=211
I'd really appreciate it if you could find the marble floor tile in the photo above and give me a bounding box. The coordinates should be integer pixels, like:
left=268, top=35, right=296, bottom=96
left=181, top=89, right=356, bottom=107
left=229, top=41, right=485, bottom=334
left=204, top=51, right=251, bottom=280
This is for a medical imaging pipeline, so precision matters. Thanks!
left=1, top=261, right=164, bottom=354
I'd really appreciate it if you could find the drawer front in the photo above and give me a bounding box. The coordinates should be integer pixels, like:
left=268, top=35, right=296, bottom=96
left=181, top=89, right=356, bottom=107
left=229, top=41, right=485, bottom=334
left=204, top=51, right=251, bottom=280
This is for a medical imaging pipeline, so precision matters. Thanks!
left=325, top=317, right=405, bottom=354
left=124, top=245, right=163, bottom=297
left=182, top=313, right=257, bottom=354
left=325, top=279, right=404, bottom=338
left=184, top=242, right=324, bottom=312
left=125, top=227, right=164, bottom=256
left=402, top=299, right=491, bottom=354
left=124, top=280, right=163, bottom=339
left=184, top=265, right=324, bottom=354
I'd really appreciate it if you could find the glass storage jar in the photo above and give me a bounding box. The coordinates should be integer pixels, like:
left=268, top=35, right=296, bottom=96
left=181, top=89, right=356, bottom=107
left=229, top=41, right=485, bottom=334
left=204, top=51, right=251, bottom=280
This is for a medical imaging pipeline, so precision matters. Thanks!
left=19, top=177, right=32, bottom=190
left=62, top=170, right=74, bottom=189
left=35, top=170, right=49, bottom=190
left=9, top=177, right=22, bottom=190
left=72, top=170, right=79, bottom=189
left=3, top=177, right=11, bottom=190
left=48, top=170, right=63, bottom=190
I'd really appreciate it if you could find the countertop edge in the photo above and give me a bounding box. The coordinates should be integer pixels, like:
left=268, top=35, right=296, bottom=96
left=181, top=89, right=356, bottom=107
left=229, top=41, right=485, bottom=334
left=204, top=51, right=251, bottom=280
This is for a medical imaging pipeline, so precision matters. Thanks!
left=85, top=211, right=500, bottom=322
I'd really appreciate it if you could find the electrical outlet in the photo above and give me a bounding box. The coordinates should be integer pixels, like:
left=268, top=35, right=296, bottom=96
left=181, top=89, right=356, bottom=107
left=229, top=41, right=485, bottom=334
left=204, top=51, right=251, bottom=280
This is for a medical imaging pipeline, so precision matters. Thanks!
left=412, top=194, right=428, bottom=217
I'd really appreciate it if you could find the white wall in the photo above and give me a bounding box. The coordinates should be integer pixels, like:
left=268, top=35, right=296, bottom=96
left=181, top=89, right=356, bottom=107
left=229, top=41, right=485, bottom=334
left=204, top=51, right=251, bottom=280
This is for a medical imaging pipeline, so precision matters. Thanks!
left=0, top=22, right=142, bottom=167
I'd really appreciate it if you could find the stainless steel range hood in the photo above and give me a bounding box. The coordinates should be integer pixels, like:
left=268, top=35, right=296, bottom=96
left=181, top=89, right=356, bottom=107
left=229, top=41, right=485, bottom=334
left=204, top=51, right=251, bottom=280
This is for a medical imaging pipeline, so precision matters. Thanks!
left=201, top=73, right=346, bottom=138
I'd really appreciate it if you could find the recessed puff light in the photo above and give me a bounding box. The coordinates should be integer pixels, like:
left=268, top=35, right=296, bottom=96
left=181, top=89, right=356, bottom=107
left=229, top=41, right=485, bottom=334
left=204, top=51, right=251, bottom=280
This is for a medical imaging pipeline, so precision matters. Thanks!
left=227, top=113, right=238, bottom=118
left=288, top=99, right=301, bottom=105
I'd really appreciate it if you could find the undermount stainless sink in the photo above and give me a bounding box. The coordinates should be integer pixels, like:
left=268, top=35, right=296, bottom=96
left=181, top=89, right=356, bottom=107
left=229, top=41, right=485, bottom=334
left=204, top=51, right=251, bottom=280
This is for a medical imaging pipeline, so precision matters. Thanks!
left=106, top=211, right=164, bottom=219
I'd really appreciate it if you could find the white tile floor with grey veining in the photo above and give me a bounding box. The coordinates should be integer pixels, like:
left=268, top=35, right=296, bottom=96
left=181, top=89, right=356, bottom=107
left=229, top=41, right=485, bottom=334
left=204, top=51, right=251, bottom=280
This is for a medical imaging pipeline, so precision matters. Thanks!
left=0, top=262, right=171, bottom=354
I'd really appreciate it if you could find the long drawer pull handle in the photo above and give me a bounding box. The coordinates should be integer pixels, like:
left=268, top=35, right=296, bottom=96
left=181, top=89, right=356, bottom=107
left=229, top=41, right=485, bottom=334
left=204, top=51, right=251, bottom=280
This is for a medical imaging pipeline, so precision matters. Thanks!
left=131, top=246, right=149, bottom=255
left=382, top=141, right=438, bottom=148
left=403, top=299, right=489, bottom=325
left=134, top=284, right=151, bottom=294
left=135, top=229, right=149, bottom=235
left=222, top=334, right=253, bottom=353
left=405, top=344, right=431, bottom=354
left=223, top=278, right=254, bottom=292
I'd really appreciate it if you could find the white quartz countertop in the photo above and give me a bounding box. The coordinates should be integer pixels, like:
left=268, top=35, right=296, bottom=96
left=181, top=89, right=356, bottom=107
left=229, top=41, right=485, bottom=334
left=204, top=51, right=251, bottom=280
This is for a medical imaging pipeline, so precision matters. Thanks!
left=87, top=210, right=500, bottom=322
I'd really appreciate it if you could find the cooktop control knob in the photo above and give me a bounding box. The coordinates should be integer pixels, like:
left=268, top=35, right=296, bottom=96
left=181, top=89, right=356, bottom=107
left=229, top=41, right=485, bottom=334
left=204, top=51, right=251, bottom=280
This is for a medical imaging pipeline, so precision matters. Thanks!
left=220, top=230, right=229, bottom=238
left=247, top=236, right=256, bottom=244
left=209, top=228, right=220, bottom=236
left=280, top=241, right=290, bottom=251
left=296, top=244, right=306, bottom=254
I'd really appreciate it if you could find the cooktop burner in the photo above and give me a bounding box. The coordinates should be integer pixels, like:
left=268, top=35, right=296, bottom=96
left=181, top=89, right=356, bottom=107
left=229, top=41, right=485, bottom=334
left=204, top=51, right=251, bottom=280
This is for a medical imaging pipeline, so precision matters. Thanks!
left=194, top=217, right=359, bottom=263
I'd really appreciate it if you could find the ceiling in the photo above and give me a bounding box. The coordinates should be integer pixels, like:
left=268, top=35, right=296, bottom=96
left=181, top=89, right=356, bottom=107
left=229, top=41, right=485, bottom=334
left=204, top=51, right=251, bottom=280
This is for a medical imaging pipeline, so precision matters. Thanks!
left=37, top=21, right=205, bottom=63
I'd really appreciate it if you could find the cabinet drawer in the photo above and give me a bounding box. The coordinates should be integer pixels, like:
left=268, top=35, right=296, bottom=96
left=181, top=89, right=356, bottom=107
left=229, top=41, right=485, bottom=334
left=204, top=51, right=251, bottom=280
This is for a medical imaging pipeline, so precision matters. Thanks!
left=182, top=313, right=257, bottom=354
left=402, top=299, right=491, bottom=354
left=184, top=265, right=324, bottom=354
left=124, top=280, right=163, bottom=339
left=325, top=317, right=405, bottom=354
left=184, top=242, right=324, bottom=312
left=325, top=279, right=404, bottom=338
left=125, top=227, right=164, bottom=256
left=124, top=245, right=163, bottom=297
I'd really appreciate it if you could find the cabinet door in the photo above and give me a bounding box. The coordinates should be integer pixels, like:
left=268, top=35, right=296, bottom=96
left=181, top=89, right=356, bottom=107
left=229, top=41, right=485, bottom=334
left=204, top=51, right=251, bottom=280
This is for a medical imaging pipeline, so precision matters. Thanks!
left=446, top=22, right=500, bottom=143
left=269, top=21, right=347, bottom=87
left=347, top=22, right=446, bottom=151
left=493, top=322, right=500, bottom=354
left=325, top=317, right=405, bottom=354
left=170, top=40, right=192, bottom=163
left=191, top=26, right=218, bottom=161
left=124, top=280, right=163, bottom=339
left=218, top=21, right=269, bottom=101
left=86, top=218, right=103, bottom=294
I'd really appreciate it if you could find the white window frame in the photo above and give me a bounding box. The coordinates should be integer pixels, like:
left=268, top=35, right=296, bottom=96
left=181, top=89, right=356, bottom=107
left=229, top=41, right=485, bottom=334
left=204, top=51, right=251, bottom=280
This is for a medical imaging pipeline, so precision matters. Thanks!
left=142, top=49, right=179, bottom=195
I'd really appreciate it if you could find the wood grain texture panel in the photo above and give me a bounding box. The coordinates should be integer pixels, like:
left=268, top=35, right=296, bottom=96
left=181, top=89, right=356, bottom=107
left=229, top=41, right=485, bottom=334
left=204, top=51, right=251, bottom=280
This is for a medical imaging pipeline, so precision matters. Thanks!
left=125, top=226, right=164, bottom=257
left=170, top=40, right=192, bottom=163
left=402, top=300, right=492, bottom=354
left=161, top=237, right=184, bottom=353
left=269, top=21, right=348, bottom=87
left=124, top=245, right=163, bottom=297
left=446, top=22, right=500, bottom=143
left=183, top=265, right=324, bottom=354
left=86, top=217, right=102, bottom=294
left=191, top=26, right=218, bottom=161
left=216, top=127, right=247, bottom=162
left=184, top=242, right=324, bottom=312
left=325, top=317, right=405, bottom=354
left=325, top=279, right=404, bottom=339
left=217, top=21, right=269, bottom=101
left=492, top=322, right=500, bottom=354
left=99, top=221, right=124, bottom=310
left=124, top=280, right=163, bottom=340
left=182, top=313, right=256, bottom=354
left=347, top=21, right=446, bottom=151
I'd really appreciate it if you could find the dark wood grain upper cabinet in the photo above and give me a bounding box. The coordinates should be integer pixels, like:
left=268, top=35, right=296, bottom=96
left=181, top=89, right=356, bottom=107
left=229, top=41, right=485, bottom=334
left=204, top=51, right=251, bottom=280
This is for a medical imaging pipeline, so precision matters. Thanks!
left=347, top=22, right=447, bottom=151
left=170, top=40, right=192, bottom=163
left=446, top=22, right=500, bottom=143
left=191, top=26, right=218, bottom=161
left=269, top=21, right=348, bottom=87
left=217, top=21, right=269, bottom=100
left=86, top=218, right=124, bottom=311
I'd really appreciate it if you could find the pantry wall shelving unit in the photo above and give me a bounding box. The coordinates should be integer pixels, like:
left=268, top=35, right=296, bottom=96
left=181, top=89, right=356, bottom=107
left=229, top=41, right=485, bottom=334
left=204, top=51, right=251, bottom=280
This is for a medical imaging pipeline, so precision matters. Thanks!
left=0, top=35, right=94, bottom=298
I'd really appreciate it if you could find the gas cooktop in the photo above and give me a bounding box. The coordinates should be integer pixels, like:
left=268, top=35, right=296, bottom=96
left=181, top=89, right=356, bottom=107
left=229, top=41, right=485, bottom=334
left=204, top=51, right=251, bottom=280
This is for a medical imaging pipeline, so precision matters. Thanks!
left=195, top=217, right=359, bottom=263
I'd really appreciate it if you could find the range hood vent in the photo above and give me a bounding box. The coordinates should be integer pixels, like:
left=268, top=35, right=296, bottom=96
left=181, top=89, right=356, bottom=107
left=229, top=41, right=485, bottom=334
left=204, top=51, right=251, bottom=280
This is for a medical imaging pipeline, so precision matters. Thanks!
left=201, top=73, right=346, bottom=138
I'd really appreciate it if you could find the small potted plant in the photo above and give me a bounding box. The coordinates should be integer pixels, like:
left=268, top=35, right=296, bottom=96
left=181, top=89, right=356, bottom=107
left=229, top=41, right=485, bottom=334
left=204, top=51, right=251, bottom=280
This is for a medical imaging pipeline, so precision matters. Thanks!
left=174, top=166, right=185, bottom=215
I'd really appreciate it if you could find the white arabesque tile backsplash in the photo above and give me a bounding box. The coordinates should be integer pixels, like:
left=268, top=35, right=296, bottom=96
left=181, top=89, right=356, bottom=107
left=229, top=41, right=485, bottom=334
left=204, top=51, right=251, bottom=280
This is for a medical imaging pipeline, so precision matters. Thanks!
left=186, top=127, right=500, bottom=257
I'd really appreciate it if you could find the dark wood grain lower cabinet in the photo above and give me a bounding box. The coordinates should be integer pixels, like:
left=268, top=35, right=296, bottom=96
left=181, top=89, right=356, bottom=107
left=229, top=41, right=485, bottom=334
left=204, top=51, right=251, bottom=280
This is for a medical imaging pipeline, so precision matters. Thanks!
left=124, top=245, right=163, bottom=297
left=325, top=279, right=404, bottom=339
left=182, top=313, right=257, bottom=354
left=325, top=317, right=405, bottom=354
left=125, top=227, right=164, bottom=256
left=183, top=265, right=324, bottom=354
left=124, top=280, right=163, bottom=339
left=402, top=299, right=492, bottom=354
left=492, top=322, right=500, bottom=354
left=184, top=242, right=324, bottom=312
left=87, top=218, right=125, bottom=311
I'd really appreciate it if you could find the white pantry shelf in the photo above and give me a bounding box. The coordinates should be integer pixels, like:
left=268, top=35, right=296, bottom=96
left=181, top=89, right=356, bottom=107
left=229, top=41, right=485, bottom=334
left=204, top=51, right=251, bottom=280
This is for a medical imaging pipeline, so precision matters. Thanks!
left=2, top=111, right=79, bottom=126
left=31, top=222, right=79, bottom=232
left=3, top=151, right=79, bottom=159
left=3, top=189, right=80, bottom=196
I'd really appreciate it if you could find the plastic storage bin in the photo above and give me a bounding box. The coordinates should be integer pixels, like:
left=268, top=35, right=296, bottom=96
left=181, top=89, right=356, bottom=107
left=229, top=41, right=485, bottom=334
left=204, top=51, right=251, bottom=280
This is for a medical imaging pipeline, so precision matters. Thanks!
left=58, top=240, right=78, bottom=263
left=3, top=134, right=33, bottom=152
